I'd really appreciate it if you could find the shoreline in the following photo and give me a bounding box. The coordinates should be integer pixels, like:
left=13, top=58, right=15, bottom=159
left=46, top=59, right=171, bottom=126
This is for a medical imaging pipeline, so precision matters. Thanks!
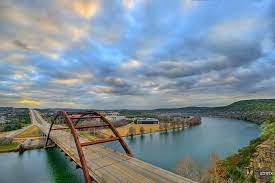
left=0, top=138, right=46, bottom=153
left=198, top=115, right=261, bottom=125
left=122, top=125, right=188, bottom=138
left=0, top=116, right=258, bottom=154
left=201, top=116, right=261, bottom=125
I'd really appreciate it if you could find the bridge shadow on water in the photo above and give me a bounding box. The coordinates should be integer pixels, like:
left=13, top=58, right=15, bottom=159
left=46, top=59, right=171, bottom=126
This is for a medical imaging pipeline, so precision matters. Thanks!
left=45, top=148, right=85, bottom=183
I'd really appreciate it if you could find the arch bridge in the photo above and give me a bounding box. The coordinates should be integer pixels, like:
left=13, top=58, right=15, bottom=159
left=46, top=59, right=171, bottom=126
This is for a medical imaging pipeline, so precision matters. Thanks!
left=31, top=109, right=195, bottom=183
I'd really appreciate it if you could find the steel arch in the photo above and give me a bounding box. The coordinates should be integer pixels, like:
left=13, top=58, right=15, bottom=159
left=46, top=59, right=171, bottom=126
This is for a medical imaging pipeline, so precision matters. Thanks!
left=45, top=111, right=133, bottom=183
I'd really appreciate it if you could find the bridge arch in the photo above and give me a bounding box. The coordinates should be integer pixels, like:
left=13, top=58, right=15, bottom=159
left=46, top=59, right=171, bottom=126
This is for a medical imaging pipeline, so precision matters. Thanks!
left=45, top=111, right=133, bottom=183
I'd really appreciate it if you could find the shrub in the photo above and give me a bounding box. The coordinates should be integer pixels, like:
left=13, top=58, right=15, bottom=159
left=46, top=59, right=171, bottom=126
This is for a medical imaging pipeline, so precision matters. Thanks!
left=0, top=137, right=13, bottom=145
left=140, top=127, right=145, bottom=135
left=3, top=121, right=21, bottom=131
left=128, top=127, right=136, bottom=137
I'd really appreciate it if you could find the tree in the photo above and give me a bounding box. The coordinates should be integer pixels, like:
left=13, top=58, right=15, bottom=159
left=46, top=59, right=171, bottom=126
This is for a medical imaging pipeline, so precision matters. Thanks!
left=128, top=127, right=136, bottom=137
left=171, top=122, right=176, bottom=130
left=140, top=127, right=145, bottom=136
left=163, top=123, right=169, bottom=132
left=208, top=152, right=222, bottom=183
left=261, top=116, right=275, bottom=138
left=159, top=123, right=164, bottom=130
left=175, top=156, right=207, bottom=182
left=0, top=137, right=13, bottom=145
left=4, top=121, right=21, bottom=131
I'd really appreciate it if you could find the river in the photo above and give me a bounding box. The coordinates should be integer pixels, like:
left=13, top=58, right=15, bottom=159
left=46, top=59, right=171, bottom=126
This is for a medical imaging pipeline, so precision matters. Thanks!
left=0, top=117, right=260, bottom=183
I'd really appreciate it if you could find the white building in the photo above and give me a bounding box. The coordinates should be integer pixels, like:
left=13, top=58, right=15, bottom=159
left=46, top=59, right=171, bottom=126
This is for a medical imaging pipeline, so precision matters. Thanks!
left=136, top=118, right=159, bottom=124
left=99, top=111, right=126, bottom=122
left=0, top=116, right=6, bottom=124
left=105, top=115, right=126, bottom=122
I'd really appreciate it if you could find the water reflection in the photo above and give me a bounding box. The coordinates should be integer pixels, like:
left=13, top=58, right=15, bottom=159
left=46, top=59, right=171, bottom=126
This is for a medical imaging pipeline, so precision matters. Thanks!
left=45, top=148, right=84, bottom=183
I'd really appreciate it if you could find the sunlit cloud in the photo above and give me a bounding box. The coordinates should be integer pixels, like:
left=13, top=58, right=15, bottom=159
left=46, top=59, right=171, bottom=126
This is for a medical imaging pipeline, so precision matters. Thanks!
left=14, top=73, right=25, bottom=79
left=0, top=0, right=274, bottom=109
left=121, top=59, right=141, bottom=70
left=0, top=0, right=92, bottom=60
left=19, top=99, right=41, bottom=106
left=53, top=79, right=80, bottom=85
left=62, top=101, right=76, bottom=106
left=73, top=0, right=100, bottom=18
left=93, top=86, right=113, bottom=93
left=123, top=0, right=134, bottom=9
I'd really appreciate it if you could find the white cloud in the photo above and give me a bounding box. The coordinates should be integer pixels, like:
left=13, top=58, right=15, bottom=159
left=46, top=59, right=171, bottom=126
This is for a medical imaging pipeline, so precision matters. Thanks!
left=208, top=18, right=265, bottom=44
left=121, top=59, right=141, bottom=70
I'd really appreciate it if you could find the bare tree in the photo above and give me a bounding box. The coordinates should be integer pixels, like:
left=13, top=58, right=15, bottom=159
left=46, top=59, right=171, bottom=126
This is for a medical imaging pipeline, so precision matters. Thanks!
left=140, top=127, right=145, bottom=136
left=159, top=123, right=164, bottom=130
left=128, top=127, right=136, bottom=137
left=163, top=123, right=169, bottom=132
left=175, top=156, right=207, bottom=182
left=171, top=122, right=176, bottom=130
left=207, top=152, right=227, bottom=183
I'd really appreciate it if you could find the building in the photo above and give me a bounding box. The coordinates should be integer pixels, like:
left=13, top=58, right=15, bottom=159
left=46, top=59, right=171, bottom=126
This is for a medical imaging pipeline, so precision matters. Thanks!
left=0, top=116, right=6, bottom=124
left=98, top=111, right=125, bottom=122
left=105, top=115, right=126, bottom=122
left=136, top=118, right=159, bottom=124
left=99, top=111, right=120, bottom=116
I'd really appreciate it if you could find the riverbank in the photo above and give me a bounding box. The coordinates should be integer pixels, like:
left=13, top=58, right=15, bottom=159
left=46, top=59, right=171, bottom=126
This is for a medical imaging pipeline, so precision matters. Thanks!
left=100, top=116, right=201, bottom=137
left=99, top=123, right=196, bottom=137
left=0, top=142, right=20, bottom=153
left=0, top=138, right=45, bottom=153
left=0, top=117, right=261, bottom=183
left=0, top=125, right=44, bottom=153
left=120, top=117, right=260, bottom=172
left=210, top=116, right=275, bottom=183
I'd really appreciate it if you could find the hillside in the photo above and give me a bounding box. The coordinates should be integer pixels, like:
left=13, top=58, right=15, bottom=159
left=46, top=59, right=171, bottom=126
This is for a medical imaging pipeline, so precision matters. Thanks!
left=211, top=116, right=275, bottom=183
left=225, top=99, right=275, bottom=111
left=153, top=99, right=275, bottom=123
left=120, top=99, right=275, bottom=124
left=38, top=99, right=275, bottom=124
left=153, top=99, right=275, bottom=112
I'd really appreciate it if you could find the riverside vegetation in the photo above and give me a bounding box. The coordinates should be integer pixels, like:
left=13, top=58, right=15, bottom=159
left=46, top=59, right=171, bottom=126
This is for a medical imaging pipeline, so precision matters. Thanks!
left=175, top=116, right=274, bottom=183
left=120, top=99, right=274, bottom=183
left=0, top=108, right=31, bottom=132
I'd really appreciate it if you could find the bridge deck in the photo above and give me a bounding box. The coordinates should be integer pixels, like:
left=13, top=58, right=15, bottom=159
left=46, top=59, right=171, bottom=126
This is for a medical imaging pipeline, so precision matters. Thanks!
left=31, top=110, right=195, bottom=183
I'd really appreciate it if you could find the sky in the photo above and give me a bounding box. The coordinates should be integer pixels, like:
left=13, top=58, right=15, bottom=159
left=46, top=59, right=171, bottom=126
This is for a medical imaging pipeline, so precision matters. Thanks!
left=0, top=0, right=275, bottom=109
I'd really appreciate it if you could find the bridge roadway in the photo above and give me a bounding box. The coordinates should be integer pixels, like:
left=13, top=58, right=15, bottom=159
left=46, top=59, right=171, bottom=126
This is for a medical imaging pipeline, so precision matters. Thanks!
left=30, top=110, right=195, bottom=183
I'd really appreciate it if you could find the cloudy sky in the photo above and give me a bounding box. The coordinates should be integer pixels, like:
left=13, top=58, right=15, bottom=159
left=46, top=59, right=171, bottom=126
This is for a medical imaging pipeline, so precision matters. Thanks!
left=0, top=0, right=275, bottom=109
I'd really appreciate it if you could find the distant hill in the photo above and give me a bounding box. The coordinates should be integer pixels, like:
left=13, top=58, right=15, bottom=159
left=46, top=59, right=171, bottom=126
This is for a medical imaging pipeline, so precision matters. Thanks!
left=117, top=99, right=275, bottom=124
left=224, top=99, right=275, bottom=111
left=153, top=99, right=275, bottom=112
left=36, top=99, right=275, bottom=124
left=150, top=99, right=275, bottom=124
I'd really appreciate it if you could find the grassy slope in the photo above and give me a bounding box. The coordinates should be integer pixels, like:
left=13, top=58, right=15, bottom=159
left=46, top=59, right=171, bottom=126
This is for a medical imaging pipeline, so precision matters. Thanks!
left=15, top=126, right=42, bottom=138
left=101, top=124, right=161, bottom=136
left=0, top=142, right=19, bottom=153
